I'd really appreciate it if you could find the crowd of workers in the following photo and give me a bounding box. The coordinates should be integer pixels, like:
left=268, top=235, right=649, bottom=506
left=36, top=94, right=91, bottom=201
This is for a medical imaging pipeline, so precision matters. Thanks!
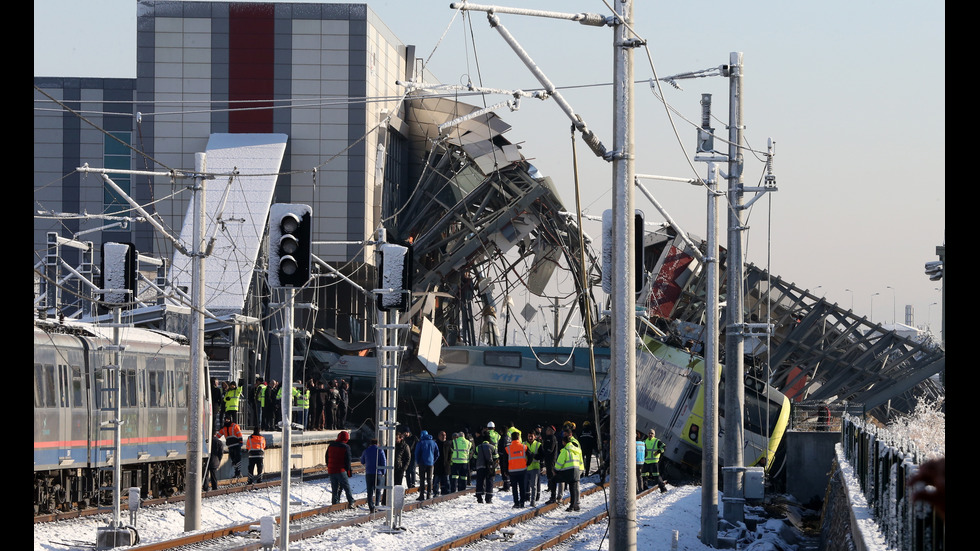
left=206, top=375, right=669, bottom=508
left=349, top=419, right=669, bottom=514
left=210, top=376, right=351, bottom=433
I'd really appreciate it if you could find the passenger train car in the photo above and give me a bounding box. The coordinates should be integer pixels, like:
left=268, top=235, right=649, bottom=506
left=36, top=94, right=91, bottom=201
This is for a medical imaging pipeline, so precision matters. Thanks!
left=34, top=320, right=209, bottom=513
left=320, top=335, right=789, bottom=472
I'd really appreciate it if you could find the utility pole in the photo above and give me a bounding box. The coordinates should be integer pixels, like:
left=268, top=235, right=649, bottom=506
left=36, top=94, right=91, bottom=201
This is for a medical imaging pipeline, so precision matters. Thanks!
left=723, top=52, right=746, bottom=526
left=609, top=2, right=637, bottom=549
left=695, top=93, right=722, bottom=547
left=185, top=152, right=206, bottom=532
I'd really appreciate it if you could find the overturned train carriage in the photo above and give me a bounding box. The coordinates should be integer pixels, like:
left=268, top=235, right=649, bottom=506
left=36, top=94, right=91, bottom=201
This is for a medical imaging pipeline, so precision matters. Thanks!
left=34, top=320, right=207, bottom=514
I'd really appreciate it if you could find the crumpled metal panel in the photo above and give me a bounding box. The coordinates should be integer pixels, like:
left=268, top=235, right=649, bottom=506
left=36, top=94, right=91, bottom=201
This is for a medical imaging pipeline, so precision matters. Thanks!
left=388, top=92, right=591, bottom=345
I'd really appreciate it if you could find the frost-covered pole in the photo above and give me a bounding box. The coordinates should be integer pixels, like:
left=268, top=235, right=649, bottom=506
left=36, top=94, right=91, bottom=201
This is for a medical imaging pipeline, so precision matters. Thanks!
left=723, top=52, right=747, bottom=525
left=703, top=160, right=721, bottom=546
left=185, top=152, right=206, bottom=531
left=279, top=286, right=295, bottom=550
left=609, top=1, right=637, bottom=549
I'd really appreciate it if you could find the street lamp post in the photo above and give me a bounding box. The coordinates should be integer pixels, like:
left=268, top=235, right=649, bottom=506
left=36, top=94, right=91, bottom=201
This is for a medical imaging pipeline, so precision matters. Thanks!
left=870, top=292, right=880, bottom=322
left=845, top=288, right=854, bottom=310
left=886, top=285, right=896, bottom=325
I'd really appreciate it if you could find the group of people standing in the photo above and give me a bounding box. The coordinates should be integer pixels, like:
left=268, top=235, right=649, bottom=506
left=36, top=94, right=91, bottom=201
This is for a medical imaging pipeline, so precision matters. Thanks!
left=210, top=376, right=351, bottom=432
left=346, top=419, right=630, bottom=514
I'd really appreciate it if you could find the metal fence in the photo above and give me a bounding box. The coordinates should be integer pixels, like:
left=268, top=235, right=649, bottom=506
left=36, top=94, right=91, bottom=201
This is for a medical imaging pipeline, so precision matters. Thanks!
left=841, top=415, right=944, bottom=551
left=791, top=401, right=864, bottom=432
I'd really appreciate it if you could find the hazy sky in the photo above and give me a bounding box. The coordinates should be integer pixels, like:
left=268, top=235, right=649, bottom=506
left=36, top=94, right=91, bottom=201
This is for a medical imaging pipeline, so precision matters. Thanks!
left=35, top=0, right=946, bottom=332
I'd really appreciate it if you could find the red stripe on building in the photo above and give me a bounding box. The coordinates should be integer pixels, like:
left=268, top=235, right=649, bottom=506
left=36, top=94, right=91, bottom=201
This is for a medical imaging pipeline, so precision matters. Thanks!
left=229, top=3, right=275, bottom=132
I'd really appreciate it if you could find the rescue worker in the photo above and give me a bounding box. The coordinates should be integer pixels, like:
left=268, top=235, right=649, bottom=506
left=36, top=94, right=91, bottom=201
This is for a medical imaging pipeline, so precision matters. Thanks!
left=643, top=428, right=668, bottom=493
left=555, top=431, right=583, bottom=511
left=474, top=435, right=498, bottom=504
left=506, top=431, right=529, bottom=508
left=245, top=426, right=266, bottom=484
left=635, top=431, right=646, bottom=494
left=216, top=414, right=244, bottom=478
left=254, top=378, right=268, bottom=431
left=223, top=381, right=243, bottom=424
left=450, top=431, right=472, bottom=492
left=297, top=385, right=310, bottom=429
left=526, top=430, right=542, bottom=506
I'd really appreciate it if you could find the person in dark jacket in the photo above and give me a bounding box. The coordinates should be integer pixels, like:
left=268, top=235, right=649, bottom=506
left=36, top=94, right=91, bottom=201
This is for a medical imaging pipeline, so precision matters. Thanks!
left=541, top=425, right=560, bottom=503
left=204, top=434, right=224, bottom=491
left=413, top=430, right=440, bottom=500
left=325, top=430, right=355, bottom=507
left=579, top=421, right=597, bottom=476
left=433, top=430, right=452, bottom=497
left=403, top=429, right=420, bottom=488
left=360, top=439, right=386, bottom=513
left=474, top=436, right=498, bottom=504
left=393, top=432, right=412, bottom=487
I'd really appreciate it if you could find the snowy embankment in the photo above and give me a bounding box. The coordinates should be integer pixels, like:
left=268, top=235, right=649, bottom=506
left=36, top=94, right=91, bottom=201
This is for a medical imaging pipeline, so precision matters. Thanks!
left=36, top=477, right=723, bottom=551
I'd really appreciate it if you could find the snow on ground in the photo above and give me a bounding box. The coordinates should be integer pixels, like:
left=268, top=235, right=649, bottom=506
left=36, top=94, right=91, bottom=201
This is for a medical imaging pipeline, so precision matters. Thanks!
left=36, top=477, right=725, bottom=551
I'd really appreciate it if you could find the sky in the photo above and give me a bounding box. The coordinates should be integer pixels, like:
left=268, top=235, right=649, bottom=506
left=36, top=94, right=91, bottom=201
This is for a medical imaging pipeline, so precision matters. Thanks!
left=34, top=0, right=946, bottom=333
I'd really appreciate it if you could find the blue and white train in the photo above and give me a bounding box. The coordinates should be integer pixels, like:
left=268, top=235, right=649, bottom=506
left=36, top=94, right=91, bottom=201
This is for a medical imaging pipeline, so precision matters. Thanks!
left=33, top=319, right=210, bottom=513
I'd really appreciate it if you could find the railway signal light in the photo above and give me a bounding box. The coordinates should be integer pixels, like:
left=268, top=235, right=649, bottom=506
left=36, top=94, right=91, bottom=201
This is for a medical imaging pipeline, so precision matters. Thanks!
left=269, top=204, right=312, bottom=288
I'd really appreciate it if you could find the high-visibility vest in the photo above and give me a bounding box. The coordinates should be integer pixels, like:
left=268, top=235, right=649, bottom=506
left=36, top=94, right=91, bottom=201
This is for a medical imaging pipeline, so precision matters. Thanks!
left=556, top=442, right=582, bottom=471
left=257, top=383, right=267, bottom=407
left=224, top=386, right=242, bottom=412
left=297, top=390, right=310, bottom=409
left=643, top=437, right=663, bottom=464
left=451, top=436, right=471, bottom=464
left=507, top=440, right=527, bottom=472
left=246, top=434, right=266, bottom=456
left=527, top=440, right=541, bottom=470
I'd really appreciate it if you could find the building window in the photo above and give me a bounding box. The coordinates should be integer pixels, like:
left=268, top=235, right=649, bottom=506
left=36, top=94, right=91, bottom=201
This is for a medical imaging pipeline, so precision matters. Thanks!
left=104, top=132, right=131, bottom=214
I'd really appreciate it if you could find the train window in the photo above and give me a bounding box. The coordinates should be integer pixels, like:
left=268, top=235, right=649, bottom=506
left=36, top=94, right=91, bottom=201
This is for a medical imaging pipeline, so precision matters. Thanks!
left=122, top=369, right=137, bottom=407
left=122, top=356, right=139, bottom=407
left=40, top=364, right=56, bottom=407
left=35, top=363, right=55, bottom=408
left=148, top=357, right=166, bottom=407
left=34, top=363, right=42, bottom=408
left=441, top=349, right=469, bottom=364
left=175, top=369, right=187, bottom=408
left=484, top=351, right=522, bottom=369
left=595, top=355, right=611, bottom=374
left=536, top=353, right=574, bottom=372
left=58, top=365, right=70, bottom=407
left=71, top=366, right=83, bottom=407
left=148, top=370, right=161, bottom=407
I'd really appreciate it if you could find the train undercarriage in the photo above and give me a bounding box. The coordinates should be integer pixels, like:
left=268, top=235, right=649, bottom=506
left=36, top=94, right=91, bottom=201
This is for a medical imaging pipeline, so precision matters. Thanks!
left=34, top=460, right=186, bottom=515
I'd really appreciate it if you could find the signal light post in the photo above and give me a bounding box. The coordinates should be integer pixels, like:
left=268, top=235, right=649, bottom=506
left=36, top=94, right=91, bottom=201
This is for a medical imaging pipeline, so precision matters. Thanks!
left=268, top=203, right=313, bottom=550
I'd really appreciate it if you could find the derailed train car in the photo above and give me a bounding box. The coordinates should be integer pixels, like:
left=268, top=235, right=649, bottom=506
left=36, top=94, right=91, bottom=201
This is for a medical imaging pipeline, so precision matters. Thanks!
left=34, top=320, right=209, bottom=513
left=319, top=335, right=789, bottom=473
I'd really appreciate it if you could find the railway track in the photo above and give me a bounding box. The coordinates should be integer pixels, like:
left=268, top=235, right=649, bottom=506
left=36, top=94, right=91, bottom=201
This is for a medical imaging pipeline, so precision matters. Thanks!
left=33, top=464, right=354, bottom=524
left=126, top=477, right=662, bottom=551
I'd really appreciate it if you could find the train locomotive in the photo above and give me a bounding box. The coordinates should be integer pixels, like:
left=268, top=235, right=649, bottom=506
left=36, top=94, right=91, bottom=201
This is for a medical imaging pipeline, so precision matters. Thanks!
left=34, top=319, right=209, bottom=514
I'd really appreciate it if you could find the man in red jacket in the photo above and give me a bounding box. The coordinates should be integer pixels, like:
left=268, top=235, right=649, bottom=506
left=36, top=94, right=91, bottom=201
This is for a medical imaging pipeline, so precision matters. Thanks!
left=326, top=430, right=355, bottom=507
